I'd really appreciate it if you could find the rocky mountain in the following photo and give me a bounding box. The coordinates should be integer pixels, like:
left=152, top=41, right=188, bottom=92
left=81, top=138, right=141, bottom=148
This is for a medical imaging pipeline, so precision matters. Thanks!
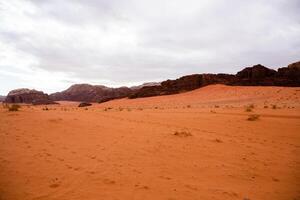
left=50, top=84, right=133, bottom=103
left=130, top=61, right=300, bottom=98
left=4, top=89, right=56, bottom=105
left=129, top=74, right=236, bottom=98
left=4, top=61, right=300, bottom=103
left=130, top=82, right=161, bottom=90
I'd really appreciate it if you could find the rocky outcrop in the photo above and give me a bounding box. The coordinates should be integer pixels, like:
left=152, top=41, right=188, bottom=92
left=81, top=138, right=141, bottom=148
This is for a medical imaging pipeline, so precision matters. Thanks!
left=5, top=61, right=299, bottom=103
left=129, top=74, right=236, bottom=98
left=234, top=64, right=277, bottom=86
left=130, top=62, right=300, bottom=98
left=233, top=62, right=300, bottom=86
left=276, top=61, right=300, bottom=86
left=4, top=89, right=56, bottom=105
left=50, top=84, right=133, bottom=103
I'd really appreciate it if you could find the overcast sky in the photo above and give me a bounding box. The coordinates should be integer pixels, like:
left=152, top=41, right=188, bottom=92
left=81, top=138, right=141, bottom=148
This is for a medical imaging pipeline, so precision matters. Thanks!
left=0, top=0, right=299, bottom=95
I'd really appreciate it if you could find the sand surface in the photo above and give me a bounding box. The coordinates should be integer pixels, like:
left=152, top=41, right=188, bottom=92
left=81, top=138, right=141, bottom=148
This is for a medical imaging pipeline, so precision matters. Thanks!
left=0, top=84, right=300, bottom=200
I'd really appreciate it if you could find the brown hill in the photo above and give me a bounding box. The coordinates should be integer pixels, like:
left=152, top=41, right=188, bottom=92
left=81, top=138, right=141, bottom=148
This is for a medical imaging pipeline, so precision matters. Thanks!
left=49, top=84, right=132, bottom=103
left=4, top=89, right=56, bottom=105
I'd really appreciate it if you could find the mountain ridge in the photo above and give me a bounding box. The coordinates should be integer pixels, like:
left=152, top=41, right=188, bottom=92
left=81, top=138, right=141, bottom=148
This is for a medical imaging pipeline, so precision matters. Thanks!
left=4, top=61, right=300, bottom=104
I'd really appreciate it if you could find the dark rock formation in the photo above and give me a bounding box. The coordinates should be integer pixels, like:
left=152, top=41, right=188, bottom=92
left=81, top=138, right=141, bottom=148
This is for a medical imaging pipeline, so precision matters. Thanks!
left=276, top=61, right=300, bottom=86
left=130, top=74, right=236, bottom=98
left=6, top=61, right=298, bottom=103
left=5, top=89, right=56, bottom=105
left=130, top=61, right=300, bottom=98
left=235, top=64, right=277, bottom=85
left=50, top=84, right=133, bottom=103
left=78, top=102, right=92, bottom=107
left=130, top=82, right=161, bottom=90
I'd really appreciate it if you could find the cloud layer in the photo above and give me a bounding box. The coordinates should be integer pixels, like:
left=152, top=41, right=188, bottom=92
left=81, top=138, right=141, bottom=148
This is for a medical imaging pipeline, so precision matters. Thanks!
left=0, top=0, right=299, bottom=94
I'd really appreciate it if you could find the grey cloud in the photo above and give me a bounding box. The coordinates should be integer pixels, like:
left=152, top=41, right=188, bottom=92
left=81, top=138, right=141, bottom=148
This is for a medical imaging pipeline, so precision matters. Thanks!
left=0, top=0, right=299, bottom=92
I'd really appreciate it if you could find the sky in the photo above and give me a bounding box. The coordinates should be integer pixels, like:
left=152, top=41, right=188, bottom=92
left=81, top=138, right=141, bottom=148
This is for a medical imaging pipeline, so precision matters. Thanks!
left=0, top=0, right=299, bottom=95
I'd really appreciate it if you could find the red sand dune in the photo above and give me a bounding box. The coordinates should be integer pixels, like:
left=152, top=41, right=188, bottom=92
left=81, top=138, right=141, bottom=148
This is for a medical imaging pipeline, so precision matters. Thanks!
left=0, top=84, right=299, bottom=200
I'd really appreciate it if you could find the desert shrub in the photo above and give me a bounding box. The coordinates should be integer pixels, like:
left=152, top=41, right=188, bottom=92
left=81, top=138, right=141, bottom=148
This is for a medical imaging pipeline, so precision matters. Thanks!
left=104, top=107, right=113, bottom=111
left=214, top=105, right=220, bottom=108
left=272, top=104, right=277, bottom=109
left=264, top=105, right=268, bottom=108
left=247, top=114, right=260, bottom=121
left=245, top=104, right=254, bottom=112
left=8, top=104, right=21, bottom=111
left=137, top=107, right=143, bottom=111
left=173, top=130, right=192, bottom=137
left=187, top=105, right=191, bottom=108
left=118, top=107, right=124, bottom=111
left=42, top=107, right=49, bottom=111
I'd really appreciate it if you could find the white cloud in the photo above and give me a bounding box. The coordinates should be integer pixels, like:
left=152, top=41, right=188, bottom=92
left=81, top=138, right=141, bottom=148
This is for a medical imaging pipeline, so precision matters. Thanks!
left=0, top=0, right=299, bottom=95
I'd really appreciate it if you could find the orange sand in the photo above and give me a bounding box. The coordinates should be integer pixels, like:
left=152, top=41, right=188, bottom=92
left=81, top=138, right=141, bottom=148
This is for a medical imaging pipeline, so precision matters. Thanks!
left=0, top=84, right=299, bottom=200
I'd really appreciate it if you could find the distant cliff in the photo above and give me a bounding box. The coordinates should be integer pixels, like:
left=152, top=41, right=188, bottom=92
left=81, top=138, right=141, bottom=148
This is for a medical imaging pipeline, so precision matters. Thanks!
left=4, top=61, right=300, bottom=103
left=4, top=89, right=56, bottom=105
left=129, top=61, right=300, bottom=98
left=49, top=84, right=133, bottom=103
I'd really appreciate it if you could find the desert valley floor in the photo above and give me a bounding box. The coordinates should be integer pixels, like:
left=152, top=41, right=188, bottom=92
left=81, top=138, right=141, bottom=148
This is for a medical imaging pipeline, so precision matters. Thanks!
left=0, top=84, right=300, bottom=200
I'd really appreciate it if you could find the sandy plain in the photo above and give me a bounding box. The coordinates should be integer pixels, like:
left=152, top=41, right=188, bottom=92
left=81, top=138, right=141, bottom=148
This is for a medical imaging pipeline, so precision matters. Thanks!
left=0, top=84, right=299, bottom=200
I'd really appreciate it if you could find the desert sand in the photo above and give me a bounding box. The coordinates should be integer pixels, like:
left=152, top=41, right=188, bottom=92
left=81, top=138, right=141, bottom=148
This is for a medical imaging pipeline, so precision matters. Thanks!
left=0, top=84, right=299, bottom=200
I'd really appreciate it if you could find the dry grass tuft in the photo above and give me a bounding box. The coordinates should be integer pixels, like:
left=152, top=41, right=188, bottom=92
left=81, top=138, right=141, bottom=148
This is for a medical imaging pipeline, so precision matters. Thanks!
left=245, top=104, right=255, bottom=112
left=247, top=114, right=260, bottom=121
left=173, top=130, right=192, bottom=137
left=8, top=104, right=21, bottom=111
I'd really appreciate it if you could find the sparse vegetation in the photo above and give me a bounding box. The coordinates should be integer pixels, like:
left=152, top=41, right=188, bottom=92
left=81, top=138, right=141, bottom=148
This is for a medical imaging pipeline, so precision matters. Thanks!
left=264, top=105, right=268, bottom=108
left=42, top=107, right=49, bottom=111
left=245, top=104, right=255, bottom=112
left=214, top=105, right=220, bottom=108
left=104, top=107, right=113, bottom=111
left=8, top=104, right=21, bottom=111
left=173, top=130, right=192, bottom=137
left=272, top=104, right=277, bottom=109
left=247, top=114, right=260, bottom=121
left=187, top=105, right=191, bottom=108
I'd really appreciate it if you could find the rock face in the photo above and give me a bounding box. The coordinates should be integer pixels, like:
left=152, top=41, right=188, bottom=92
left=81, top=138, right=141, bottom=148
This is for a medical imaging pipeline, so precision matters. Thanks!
left=4, top=89, right=56, bottom=105
left=235, top=64, right=277, bottom=85
left=130, top=62, right=300, bottom=98
left=276, top=61, right=300, bottom=86
left=129, top=74, right=236, bottom=98
left=50, top=84, right=133, bottom=103
left=5, top=61, right=299, bottom=103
